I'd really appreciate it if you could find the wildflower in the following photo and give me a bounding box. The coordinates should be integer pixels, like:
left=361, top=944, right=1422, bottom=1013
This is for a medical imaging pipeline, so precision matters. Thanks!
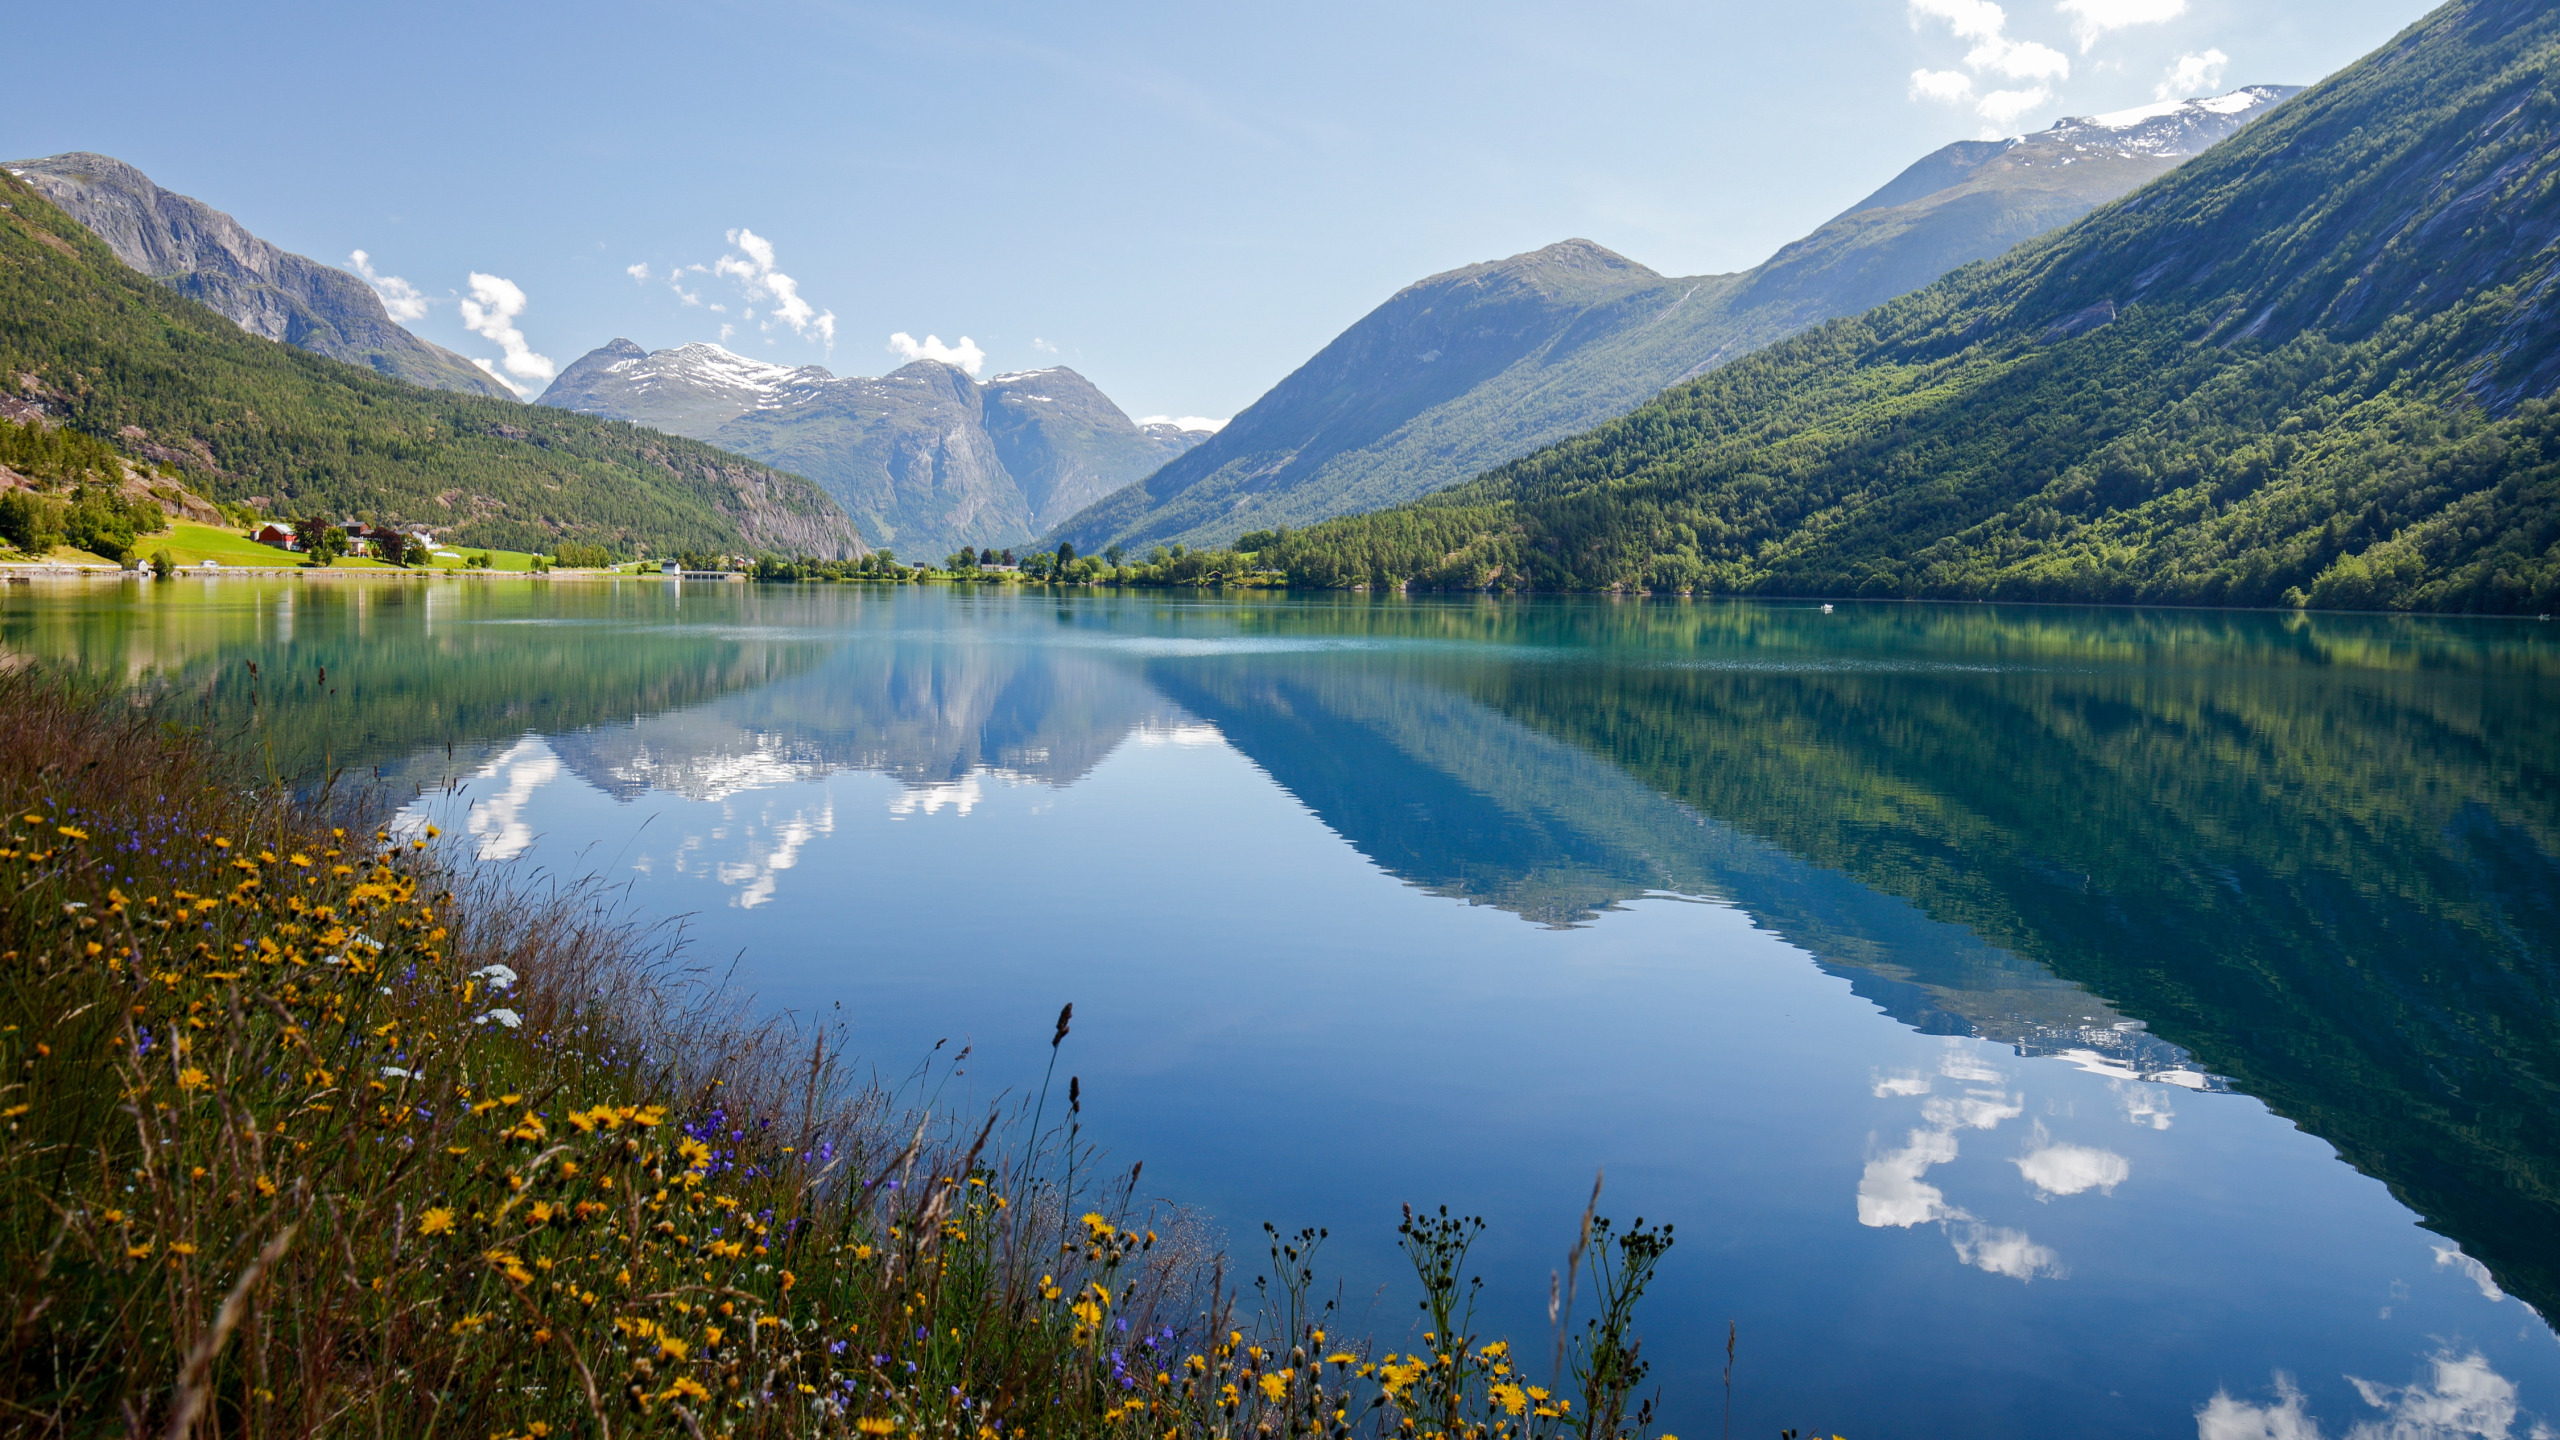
left=176, top=1068, right=212, bottom=1092
left=475, top=1008, right=523, bottom=1029
left=471, top=963, right=520, bottom=990
left=1490, top=1383, right=1528, bottom=1416
left=659, top=1336, right=690, bottom=1361
left=1258, top=1374, right=1288, bottom=1403
left=420, top=1207, right=457, bottom=1236
left=58, top=826, right=88, bottom=841
left=856, top=1420, right=896, bottom=1435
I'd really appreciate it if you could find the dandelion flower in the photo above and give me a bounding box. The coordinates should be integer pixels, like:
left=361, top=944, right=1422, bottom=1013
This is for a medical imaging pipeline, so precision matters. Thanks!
left=420, top=1207, right=457, bottom=1236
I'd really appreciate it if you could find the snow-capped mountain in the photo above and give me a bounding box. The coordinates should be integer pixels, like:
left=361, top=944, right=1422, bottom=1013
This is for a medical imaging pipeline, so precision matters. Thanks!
left=2045, top=86, right=2299, bottom=158
left=540, top=342, right=1214, bottom=555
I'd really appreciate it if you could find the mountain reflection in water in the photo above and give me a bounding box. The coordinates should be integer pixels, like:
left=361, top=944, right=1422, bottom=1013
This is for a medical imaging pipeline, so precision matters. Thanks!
left=8, top=581, right=2555, bottom=1421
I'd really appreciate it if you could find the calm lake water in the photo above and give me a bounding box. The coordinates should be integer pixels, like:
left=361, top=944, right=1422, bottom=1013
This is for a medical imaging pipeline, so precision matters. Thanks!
left=11, top=578, right=2559, bottom=1438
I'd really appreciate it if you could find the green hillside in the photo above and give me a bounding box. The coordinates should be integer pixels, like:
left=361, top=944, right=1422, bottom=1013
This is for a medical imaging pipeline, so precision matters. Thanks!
left=0, top=170, right=864, bottom=560
left=1257, top=0, right=2560, bottom=613
left=1046, top=90, right=2295, bottom=556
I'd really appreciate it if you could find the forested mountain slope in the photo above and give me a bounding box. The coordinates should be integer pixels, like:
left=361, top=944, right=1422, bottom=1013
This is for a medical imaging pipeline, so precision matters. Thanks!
left=0, top=170, right=864, bottom=559
left=6, top=153, right=512, bottom=400
left=1260, top=0, right=2559, bottom=612
left=1049, top=89, right=2294, bottom=554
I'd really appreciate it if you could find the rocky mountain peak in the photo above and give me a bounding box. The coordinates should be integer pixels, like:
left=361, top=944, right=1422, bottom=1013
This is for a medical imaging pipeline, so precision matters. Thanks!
left=3, top=152, right=512, bottom=399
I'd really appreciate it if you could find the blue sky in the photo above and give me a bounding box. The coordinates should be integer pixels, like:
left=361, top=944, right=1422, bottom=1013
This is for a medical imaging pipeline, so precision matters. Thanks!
left=11, top=0, right=2428, bottom=420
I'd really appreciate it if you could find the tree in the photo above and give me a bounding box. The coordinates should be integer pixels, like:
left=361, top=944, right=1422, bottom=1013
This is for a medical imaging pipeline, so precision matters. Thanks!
left=0, top=491, right=67, bottom=554
left=1104, top=544, right=1124, bottom=566
left=1057, top=540, right=1076, bottom=568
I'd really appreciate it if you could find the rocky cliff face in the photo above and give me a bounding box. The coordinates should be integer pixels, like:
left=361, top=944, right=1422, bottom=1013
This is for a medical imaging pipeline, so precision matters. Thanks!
left=539, top=342, right=1210, bottom=556
left=3, top=153, right=512, bottom=400
left=1047, top=87, right=2298, bottom=553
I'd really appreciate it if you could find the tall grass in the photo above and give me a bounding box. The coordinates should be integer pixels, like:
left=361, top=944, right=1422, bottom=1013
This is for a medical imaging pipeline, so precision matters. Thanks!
left=0, top=668, right=1687, bottom=1439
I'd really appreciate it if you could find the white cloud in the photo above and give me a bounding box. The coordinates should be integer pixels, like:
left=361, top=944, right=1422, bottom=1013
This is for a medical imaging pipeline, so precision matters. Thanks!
left=1873, top=1069, right=1936, bottom=1097
left=1951, top=1223, right=2063, bottom=1281
left=2200, top=1376, right=2325, bottom=1440
left=2157, top=48, right=2230, bottom=99
left=462, top=737, right=560, bottom=862
left=2198, top=1355, right=2543, bottom=1440
left=2431, top=1245, right=2505, bottom=1302
left=1138, top=415, right=1230, bottom=433
left=1909, top=0, right=2066, bottom=130
left=458, top=272, right=554, bottom=397
left=2346, top=1352, right=2528, bottom=1440
left=1970, top=35, right=2070, bottom=80
left=1940, top=1050, right=2007, bottom=1084
left=2115, top=1079, right=2177, bottom=1129
left=1858, top=1126, right=1964, bottom=1228
left=2058, top=0, right=2187, bottom=53
left=1923, top=1090, right=2024, bottom=1130
left=625, top=261, right=651, bottom=282
left=1032, top=337, right=1059, bottom=354
left=2015, top=1141, right=2130, bottom=1198
left=716, top=227, right=836, bottom=348
left=1977, top=85, right=2056, bottom=126
left=1911, top=0, right=2008, bottom=41
left=350, top=250, right=430, bottom=323
left=888, top=332, right=988, bottom=376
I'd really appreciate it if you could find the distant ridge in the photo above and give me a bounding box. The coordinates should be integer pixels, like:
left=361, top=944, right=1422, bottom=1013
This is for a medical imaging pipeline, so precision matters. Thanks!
left=1047, top=87, right=2298, bottom=554
left=541, top=341, right=1214, bottom=555
left=5, top=153, right=513, bottom=400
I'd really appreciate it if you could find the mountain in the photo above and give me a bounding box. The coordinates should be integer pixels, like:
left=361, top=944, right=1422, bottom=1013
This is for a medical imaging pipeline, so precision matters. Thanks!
left=4, top=153, right=513, bottom=400
left=1046, top=87, right=2297, bottom=553
left=539, top=341, right=1213, bottom=557
left=0, top=169, right=865, bottom=559
left=1252, top=0, right=2559, bottom=613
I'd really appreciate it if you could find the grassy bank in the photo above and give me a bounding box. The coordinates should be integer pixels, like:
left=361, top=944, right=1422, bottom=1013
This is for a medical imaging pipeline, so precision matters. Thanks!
left=0, top=671, right=1694, bottom=1439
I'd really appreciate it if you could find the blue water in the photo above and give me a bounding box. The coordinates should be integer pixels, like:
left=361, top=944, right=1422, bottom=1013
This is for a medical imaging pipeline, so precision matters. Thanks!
left=11, top=577, right=2558, bottom=1438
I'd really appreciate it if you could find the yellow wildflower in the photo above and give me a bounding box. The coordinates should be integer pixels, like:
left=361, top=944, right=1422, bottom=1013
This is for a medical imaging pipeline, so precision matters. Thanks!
left=57, top=826, right=88, bottom=841
left=420, top=1207, right=457, bottom=1236
left=658, top=1336, right=690, bottom=1361
left=176, top=1068, right=211, bottom=1092
left=856, top=1419, right=897, bottom=1436
left=1258, top=1374, right=1288, bottom=1404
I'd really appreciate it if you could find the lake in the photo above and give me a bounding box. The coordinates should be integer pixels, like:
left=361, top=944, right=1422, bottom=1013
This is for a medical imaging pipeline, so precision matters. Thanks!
left=9, top=576, right=2558, bottom=1439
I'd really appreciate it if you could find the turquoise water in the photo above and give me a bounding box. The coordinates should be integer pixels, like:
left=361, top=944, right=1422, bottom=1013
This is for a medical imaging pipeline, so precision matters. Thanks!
left=11, top=577, right=2559, bottom=1438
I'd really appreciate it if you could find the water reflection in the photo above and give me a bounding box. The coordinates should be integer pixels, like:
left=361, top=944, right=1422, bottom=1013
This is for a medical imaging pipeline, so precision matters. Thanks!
left=6, top=581, right=2557, bottom=1435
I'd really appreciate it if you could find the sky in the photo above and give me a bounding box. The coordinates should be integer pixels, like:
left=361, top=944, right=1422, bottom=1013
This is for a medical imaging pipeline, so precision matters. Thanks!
left=8, top=0, right=2432, bottom=421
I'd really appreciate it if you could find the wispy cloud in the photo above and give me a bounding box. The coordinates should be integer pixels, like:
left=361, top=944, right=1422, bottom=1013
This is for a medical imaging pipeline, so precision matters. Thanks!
left=888, top=332, right=987, bottom=376
left=1908, top=0, right=2067, bottom=132
left=1032, top=337, right=1058, bottom=354
left=2156, top=48, right=2229, bottom=99
left=459, top=272, right=555, bottom=399
left=2056, top=0, right=2187, bottom=53
left=716, top=227, right=836, bottom=348
left=1138, top=415, right=1230, bottom=433
left=349, top=250, right=430, bottom=323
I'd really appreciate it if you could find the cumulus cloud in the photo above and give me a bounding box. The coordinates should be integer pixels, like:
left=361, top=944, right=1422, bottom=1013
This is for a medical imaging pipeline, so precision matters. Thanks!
left=717, top=227, right=836, bottom=347
left=1923, top=1090, right=2025, bottom=1131
left=2199, top=1354, right=2541, bottom=1440
left=888, top=332, right=987, bottom=376
left=458, top=272, right=554, bottom=398
left=2199, top=1375, right=2325, bottom=1440
left=1950, top=1223, right=2062, bottom=1281
left=1873, top=1069, right=1935, bottom=1098
left=2058, top=0, right=2188, bottom=52
left=1909, top=0, right=2067, bottom=131
left=2015, top=1140, right=2130, bottom=1199
left=2157, top=48, right=2231, bottom=99
left=349, top=250, right=430, bottom=323
left=1858, top=1126, right=1964, bottom=1228
left=1138, top=415, right=1230, bottom=433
